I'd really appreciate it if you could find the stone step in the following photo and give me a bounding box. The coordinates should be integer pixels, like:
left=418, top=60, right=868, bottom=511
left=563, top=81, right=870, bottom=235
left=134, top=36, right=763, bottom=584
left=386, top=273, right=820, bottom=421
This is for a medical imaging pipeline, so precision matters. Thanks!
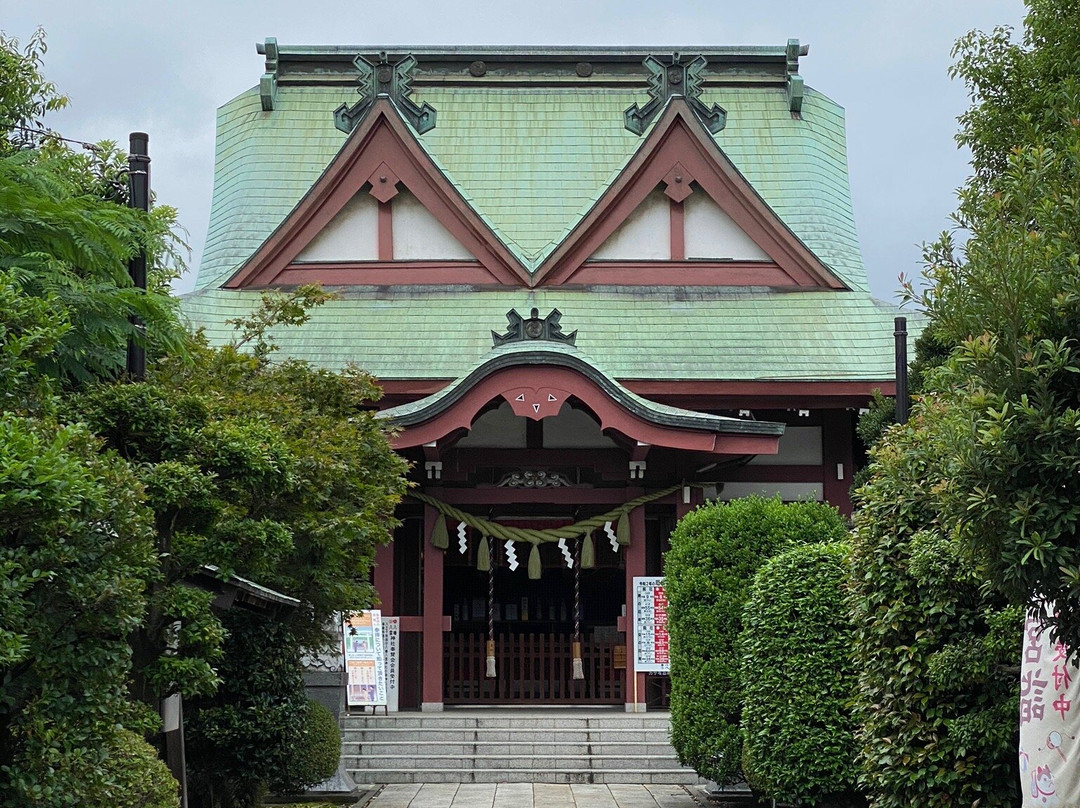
left=342, top=726, right=672, bottom=741
left=341, top=716, right=672, bottom=730
left=344, top=754, right=683, bottom=771
left=343, top=741, right=678, bottom=757
left=345, top=768, right=703, bottom=785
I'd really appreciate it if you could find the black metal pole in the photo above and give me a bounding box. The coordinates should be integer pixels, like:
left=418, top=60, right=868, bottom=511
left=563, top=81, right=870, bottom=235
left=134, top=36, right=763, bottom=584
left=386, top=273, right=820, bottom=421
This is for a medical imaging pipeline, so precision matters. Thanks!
left=894, top=316, right=909, bottom=424
left=126, top=132, right=149, bottom=381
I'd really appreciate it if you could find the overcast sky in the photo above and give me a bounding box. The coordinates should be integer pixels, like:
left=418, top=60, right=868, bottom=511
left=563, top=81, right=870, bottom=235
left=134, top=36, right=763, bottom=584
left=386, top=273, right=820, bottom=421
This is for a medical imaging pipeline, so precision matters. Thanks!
left=8, top=0, right=1025, bottom=301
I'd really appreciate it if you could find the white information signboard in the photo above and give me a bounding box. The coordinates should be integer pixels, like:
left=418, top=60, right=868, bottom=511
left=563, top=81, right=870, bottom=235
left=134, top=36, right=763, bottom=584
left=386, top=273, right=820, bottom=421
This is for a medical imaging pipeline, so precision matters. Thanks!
left=343, top=611, right=387, bottom=708
left=1020, top=608, right=1080, bottom=806
left=632, top=576, right=670, bottom=673
left=381, top=616, right=400, bottom=712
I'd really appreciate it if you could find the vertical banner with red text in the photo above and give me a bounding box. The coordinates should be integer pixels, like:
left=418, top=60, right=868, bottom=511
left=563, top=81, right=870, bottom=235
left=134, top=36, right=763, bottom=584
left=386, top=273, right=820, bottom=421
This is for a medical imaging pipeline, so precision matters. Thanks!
left=632, top=576, right=669, bottom=673
left=1020, top=607, right=1080, bottom=806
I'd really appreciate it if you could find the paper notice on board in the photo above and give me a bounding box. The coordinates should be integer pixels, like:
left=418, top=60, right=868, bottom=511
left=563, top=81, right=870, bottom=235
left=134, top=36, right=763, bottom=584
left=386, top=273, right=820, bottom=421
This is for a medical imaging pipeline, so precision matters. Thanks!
left=343, top=611, right=387, bottom=707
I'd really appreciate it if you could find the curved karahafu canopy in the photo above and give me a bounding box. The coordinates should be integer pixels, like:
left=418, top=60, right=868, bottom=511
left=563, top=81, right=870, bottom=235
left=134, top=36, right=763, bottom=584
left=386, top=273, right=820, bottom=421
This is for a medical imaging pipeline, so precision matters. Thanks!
left=378, top=340, right=784, bottom=455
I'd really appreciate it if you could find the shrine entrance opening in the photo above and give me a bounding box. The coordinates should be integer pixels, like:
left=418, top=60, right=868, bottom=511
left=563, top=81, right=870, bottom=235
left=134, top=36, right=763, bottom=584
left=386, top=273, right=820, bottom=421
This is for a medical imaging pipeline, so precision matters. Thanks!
left=443, top=524, right=626, bottom=705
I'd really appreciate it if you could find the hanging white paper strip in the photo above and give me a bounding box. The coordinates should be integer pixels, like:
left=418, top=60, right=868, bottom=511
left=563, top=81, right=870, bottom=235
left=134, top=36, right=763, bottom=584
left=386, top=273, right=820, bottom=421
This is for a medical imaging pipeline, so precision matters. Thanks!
left=604, top=521, right=619, bottom=552
left=457, top=521, right=468, bottom=554
left=558, top=538, right=574, bottom=568
left=504, top=540, right=519, bottom=571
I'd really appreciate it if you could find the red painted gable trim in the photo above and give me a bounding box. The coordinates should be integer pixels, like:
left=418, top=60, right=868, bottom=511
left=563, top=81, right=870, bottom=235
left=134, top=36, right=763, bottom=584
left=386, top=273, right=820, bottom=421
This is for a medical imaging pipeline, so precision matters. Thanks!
left=534, top=100, right=848, bottom=290
left=571, top=260, right=793, bottom=287
left=223, top=100, right=529, bottom=288
left=274, top=261, right=499, bottom=286
left=389, top=365, right=779, bottom=457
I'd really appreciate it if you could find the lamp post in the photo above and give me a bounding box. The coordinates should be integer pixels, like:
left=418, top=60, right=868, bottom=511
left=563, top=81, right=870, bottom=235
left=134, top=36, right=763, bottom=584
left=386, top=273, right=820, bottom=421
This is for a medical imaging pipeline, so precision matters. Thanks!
left=894, top=316, right=909, bottom=424
left=126, top=132, right=149, bottom=381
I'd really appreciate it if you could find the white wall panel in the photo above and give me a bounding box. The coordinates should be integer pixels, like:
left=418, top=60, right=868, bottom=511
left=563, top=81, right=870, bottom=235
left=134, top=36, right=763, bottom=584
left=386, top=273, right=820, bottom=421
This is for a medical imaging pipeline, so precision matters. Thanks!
left=295, top=192, right=378, bottom=261
left=394, top=190, right=472, bottom=260
left=591, top=187, right=670, bottom=260
left=684, top=191, right=770, bottom=260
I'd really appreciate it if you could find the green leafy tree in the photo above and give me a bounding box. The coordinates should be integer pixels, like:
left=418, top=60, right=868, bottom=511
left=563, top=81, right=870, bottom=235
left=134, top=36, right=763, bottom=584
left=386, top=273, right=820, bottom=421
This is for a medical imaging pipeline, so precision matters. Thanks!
left=740, top=543, right=863, bottom=807
left=664, top=497, right=848, bottom=784
left=850, top=407, right=1021, bottom=808
left=906, top=0, right=1080, bottom=653
left=0, top=31, right=182, bottom=807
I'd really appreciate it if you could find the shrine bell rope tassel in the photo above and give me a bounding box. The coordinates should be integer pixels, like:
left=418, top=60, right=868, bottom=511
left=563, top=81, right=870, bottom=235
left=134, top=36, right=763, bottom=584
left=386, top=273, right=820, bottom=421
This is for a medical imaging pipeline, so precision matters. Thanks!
left=412, top=484, right=687, bottom=577
left=486, top=536, right=496, bottom=678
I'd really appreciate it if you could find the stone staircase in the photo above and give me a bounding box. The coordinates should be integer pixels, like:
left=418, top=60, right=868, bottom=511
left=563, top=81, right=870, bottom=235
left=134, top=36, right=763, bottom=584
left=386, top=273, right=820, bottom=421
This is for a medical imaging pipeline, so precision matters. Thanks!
left=341, top=710, right=704, bottom=785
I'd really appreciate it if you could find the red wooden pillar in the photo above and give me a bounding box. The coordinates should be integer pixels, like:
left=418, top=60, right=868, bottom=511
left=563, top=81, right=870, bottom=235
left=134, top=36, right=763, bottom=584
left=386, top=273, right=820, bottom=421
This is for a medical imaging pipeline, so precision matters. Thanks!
left=373, top=541, right=395, bottom=615
left=822, top=410, right=854, bottom=516
left=624, top=505, right=648, bottom=712
left=421, top=505, right=445, bottom=711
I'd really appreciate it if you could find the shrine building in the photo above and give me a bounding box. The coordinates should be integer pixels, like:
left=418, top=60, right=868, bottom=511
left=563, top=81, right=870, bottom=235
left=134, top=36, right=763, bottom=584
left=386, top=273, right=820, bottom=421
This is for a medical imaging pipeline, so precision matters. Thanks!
left=182, top=41, right=901, bottom=712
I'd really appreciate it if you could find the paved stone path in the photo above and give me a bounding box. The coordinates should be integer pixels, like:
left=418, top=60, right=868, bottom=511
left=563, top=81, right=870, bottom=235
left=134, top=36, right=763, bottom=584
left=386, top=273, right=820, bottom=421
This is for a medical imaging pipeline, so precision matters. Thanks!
left=364, top=783, right=703, bottom=808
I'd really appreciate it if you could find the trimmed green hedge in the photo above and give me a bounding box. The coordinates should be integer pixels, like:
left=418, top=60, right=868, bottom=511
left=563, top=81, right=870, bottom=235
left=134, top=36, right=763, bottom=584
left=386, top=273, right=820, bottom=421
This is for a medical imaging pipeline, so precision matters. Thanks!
left=740, top=543, right=862, bottom=806
left=87, top=729, right=179, bottom=808
left=665, top=496, right=848, bottom=784
left=280, top=701, right=342, bottom=792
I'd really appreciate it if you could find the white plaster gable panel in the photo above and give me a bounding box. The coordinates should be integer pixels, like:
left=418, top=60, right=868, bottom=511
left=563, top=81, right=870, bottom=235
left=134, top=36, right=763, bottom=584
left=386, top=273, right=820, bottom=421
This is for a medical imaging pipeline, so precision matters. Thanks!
left=295, top=192, right=378, bottom=261
left=394, top=190, right=473, bottom=260
left=590, top=187, right=670, bottom=260
left=684, top=190, right=770, bottom=260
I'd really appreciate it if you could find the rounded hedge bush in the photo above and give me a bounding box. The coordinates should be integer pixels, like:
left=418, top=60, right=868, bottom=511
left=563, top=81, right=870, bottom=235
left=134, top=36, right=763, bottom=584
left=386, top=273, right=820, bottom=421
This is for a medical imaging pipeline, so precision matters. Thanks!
left=740, top=542, right=862, bottom=806
left=87, top=729, right=179, bottom=808
left=281, top=700, right=342, bottom=791
left=664, top=496, right=848, bottom=784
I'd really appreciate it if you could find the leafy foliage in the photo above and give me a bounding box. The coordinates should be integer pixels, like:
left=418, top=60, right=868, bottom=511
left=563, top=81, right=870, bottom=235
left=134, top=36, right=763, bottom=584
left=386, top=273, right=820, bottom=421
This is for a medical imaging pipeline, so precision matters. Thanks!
left=740, top=543, right=863, bottom=806
left=87, top=729, right=181, bottom=808
left=664, top=497, right=848, bottom=784
left=186, top=611, right=308, bottom=808
left=849, top=409, right=1021, bottom=807
left=907, top=0, right=1080, bottom=655
left=0, top=415, right=165, bottom=806
left=278, top=701, right=342, bottom=794
left=0, top=28, right=67, bottom=153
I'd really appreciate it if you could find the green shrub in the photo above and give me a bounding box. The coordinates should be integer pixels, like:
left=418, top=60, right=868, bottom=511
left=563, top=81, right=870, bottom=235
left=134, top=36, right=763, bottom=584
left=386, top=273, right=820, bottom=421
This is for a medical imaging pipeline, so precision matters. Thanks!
left=850, top=413, right=1021, bottom=807
left=740, top=543, right=862, bottom=806
left=278, top=701, right=341, bottom=793
left=664, top=496, right=848, bottom=784
left=87, top=729, right=179, bottom=808
left=186, top=611, right=308, bottom=808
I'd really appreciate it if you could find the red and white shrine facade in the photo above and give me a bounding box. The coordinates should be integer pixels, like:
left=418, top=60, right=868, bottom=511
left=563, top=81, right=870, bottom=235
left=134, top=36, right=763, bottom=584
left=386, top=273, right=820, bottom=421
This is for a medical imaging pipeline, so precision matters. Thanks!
left=183, top=43, right=901, bottom=710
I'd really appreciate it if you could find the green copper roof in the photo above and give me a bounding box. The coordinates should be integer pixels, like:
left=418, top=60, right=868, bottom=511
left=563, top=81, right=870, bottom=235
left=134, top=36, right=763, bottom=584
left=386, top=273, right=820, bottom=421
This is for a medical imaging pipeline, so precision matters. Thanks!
left=196, top=72, right=868, bottom=291
left=182, top=287, right=901, bottom=382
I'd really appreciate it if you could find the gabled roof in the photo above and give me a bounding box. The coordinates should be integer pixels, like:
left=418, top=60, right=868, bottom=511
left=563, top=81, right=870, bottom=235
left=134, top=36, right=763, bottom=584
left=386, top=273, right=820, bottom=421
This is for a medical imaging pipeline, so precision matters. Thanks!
left=535, top=99, right=845, bottom=288
left=224, top=99, right=527, bottom=288
left=195, top=45, right=870, bottom=292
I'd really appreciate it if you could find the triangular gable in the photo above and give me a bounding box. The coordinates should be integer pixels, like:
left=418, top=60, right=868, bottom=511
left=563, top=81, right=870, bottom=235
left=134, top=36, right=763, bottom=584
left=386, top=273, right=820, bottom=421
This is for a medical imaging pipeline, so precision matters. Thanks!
left=534, top=100, right=847, bottom=289
left=224, top=99, right=529, bottom=288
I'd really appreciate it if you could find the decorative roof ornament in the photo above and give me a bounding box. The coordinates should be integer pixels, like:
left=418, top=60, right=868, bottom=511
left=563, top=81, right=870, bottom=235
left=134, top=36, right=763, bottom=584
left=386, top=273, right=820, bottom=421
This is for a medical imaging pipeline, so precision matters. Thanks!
left=624, top=54, right=726, bottom=136
left=492, top=308, right=577, bottom=347
left=786, top=39, right=806, bottom=115
left=259, top=38, right=279, bottom=111
left=334, top=53, right=437, bottom=135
